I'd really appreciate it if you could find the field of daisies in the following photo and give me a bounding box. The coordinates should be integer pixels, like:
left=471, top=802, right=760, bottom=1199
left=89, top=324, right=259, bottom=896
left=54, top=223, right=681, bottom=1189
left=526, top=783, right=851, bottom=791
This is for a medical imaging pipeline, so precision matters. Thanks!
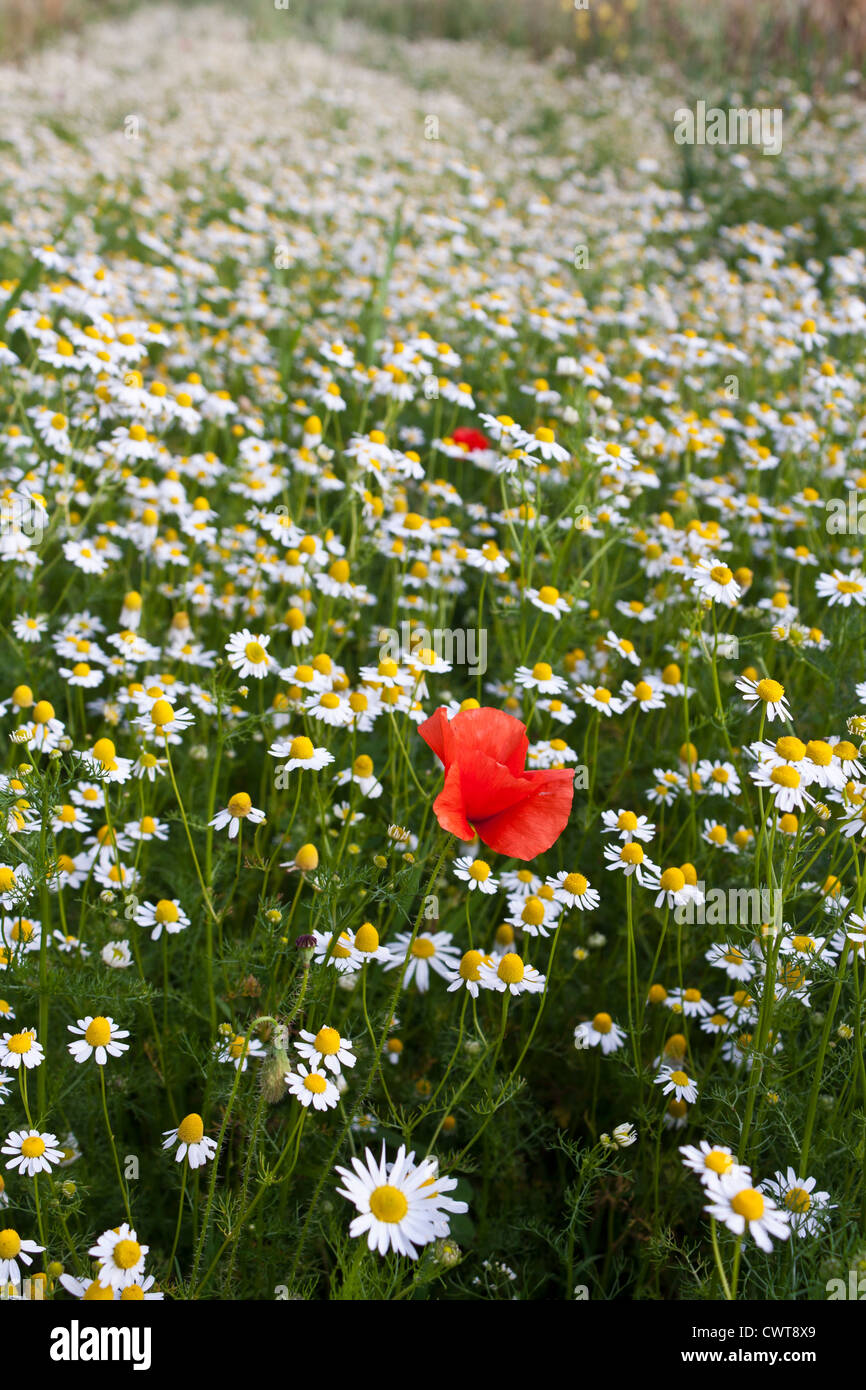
left=2, top=2, right=866, bottom=1304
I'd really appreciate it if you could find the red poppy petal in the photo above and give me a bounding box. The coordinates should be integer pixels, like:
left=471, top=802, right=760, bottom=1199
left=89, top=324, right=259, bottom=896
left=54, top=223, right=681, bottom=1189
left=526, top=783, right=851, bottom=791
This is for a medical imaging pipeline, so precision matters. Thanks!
left=418, top=706, right=455, bottom=768
left=449, top=707, right=529, bottom=776
left=453, top=752, right=536, bottom=824
left=473, top=769, right=574, bottom=859
left=431, top=764, right=474, bottom=840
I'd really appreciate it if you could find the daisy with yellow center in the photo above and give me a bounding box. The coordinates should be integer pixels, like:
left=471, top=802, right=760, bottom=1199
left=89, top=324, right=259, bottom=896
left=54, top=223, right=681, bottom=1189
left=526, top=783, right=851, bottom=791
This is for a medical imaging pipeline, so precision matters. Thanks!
left=269, top=734, right=335, bottom=774
left=335, top=1143, right=467, bottom=1259
left=452, top=856, right=499, bottom=894
left=691, top=557, right=742, bottom=607
left=735, top=674, right=792, bottom=723
left=478, top=951, right=546, bottom=996
left=295, top=1025, right=357, bottom=1075
left=208, top=792, right=266, bottom=839
left=514, top=661, right=569, bottom=695
left=527, top=584, right=571, bottom=617
left=655, top=1064, right=698, bottom=1103
left=704, top=1172, right=791, bottom=1251
left=217, top=1031, right=268, bottom=1070
left=386, top=929, right=461, bottom=993
left=604, top=629, right=641, bottom=666
left=88, top=1223, right=149, bottom=1291
left=680, top=1141, right=749, bottom=1185
left=133, top=897, right=191, bottom=941
left=162, top=1112, right=217, bottom=1169
left=2, top=1128, right=64, bottom=1177
left=574, top=1011, right=627, bottom=1054
left=447, top=948, right=490, bottom=999
left=225, top=628, right=272, bottom=678
left=0, top=1028, right=45, bottom=1071
left=702, top=819, right=737, bottom=852
left=759, top=1167, right=835, bottom=1237
left=67, top=1015, right=130, bottom=1066
left=601, top=808, right=656, bottom=842
left=133, top=696, right=196, bottom=738
left=816, top=567, right=866, bottom=608
left=548, top=870, right=600, bottom=911
left=603, top=839, right=661, bottom=886
left=0, top=1226, right=43, bottom=1285
left=286, top=1063, right=340, bottom=1110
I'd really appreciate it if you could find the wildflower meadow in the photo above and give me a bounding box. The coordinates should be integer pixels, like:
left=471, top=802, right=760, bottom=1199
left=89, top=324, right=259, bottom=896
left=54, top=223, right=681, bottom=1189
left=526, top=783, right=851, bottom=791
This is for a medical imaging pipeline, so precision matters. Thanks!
left=2, top=0, right=866, bottom=1341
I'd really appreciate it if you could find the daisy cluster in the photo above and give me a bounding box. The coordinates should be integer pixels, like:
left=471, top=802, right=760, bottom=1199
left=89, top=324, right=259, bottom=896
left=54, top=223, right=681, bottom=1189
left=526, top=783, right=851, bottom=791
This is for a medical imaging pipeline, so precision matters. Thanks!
left=0, top=3, right=865, bottom=1301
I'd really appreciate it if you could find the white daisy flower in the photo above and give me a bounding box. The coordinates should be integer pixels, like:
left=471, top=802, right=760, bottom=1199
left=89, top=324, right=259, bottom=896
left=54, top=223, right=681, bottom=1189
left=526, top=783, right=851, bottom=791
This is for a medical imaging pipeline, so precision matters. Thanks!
left=286, top=1063, right=341, bottom=1110
left=2, top=1128, right=64, bottom=1177
left=703, top=1171, right=790, bottom=1252
left=89, top=1223, right=149, bottom=1290
left=162, top=1113, right=218, bottom=1169
left=67, top=1015, right=130, bottom=1066
left=294, top=1026, right=357, bottom=1075
left=225, top=629, right=273, bottom=679
left=574, top=1012, right=627, bottom=1054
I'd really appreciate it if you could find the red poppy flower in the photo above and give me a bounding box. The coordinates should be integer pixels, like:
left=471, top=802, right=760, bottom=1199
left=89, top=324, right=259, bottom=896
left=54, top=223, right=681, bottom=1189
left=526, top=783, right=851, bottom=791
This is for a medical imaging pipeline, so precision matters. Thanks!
left=419, top=705, right=574, bottom=860
left=452, top=426, right=491, bottom=453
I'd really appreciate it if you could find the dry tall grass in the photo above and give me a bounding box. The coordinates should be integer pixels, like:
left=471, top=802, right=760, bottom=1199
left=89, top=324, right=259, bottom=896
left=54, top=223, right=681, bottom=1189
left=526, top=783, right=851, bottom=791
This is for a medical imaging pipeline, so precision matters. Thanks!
left=2, top=0, right=865, bottom=81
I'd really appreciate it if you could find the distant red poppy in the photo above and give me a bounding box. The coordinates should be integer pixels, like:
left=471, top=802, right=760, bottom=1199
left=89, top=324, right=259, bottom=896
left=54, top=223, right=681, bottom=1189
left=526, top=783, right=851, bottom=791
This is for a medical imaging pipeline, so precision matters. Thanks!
left=419, top=705, right=573, bottom=860
left=452, top=426, right=491, bottom=453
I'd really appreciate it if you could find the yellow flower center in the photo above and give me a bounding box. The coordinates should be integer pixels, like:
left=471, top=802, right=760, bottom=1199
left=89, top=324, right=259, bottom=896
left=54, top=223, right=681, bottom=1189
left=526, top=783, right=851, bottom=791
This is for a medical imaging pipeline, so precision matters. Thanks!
left=704, top=1151, right=733, bottom=1175
left=731, top=1188, right=765, bottom=1222
left=411, top=938, right=436, bottom=959
left=245, top=641, right=267, bottom=663
left=563, top=872, right=588, bottom=895
left=355, top=922, right=380, bottom=953
left=155, top=900, right=180, bottom=924
left=522, top=897, right=545, bottom=925
left=0, top=1229, right=21, bottom=1259
left=805, top=740, right=832, bottom=766
left=177, top=1113, right=204, bottom=1144
left=150, top=699, right=174, bottom=727
left=771, top=766, right=800, bottom=789
left=21, top=1136, right=46, bottom=1158
left=369, top=1184, right=409, bottom=1223
left=303, top=1073, right=328, bottom=1094
left=289, top=737, right=314, bottom=760
left=498, top=953, right=524, bottom=984
left=85, top=1017, right=112, bottom=1047
left=83, top=1280, right=115, bottom=1300
left=756, top=678, right=784, bottom=704
left=785, top=1186, right=811, bottom=1213
left=459, top=950, right=483, bottom=981
left=228, top=792, right=252, bottom=817
left=113, top=1239, right=142, bottom=1269
left=313, top=1026, right=341, bottom=1056
left=468, top=860, right=490, bottom=881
